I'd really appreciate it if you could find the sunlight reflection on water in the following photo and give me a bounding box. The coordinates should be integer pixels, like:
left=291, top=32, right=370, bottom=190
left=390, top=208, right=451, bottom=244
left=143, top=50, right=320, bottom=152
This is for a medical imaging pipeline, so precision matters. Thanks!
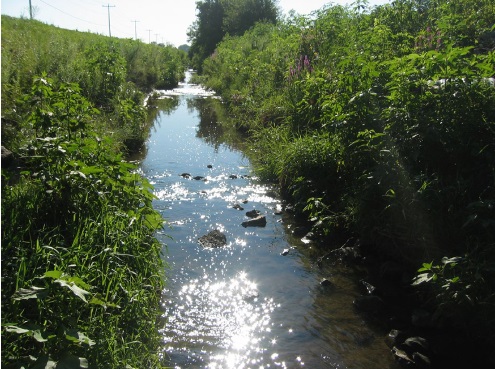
left=144, top=71, right=400, bottom=369
left=162, top=271, right=281, bottom=368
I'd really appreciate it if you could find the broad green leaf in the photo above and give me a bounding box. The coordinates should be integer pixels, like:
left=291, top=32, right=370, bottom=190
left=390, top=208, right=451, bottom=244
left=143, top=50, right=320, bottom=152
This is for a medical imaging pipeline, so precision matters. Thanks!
left=441, top=256, right=463, bottom=265
left=411, top=272, right=435, bottom=286
left=79, top=165, right=104, bottom=175
left=33, top=330, right=50, bottom=342
left=417, top=262, right=433, bottom=272
left=89, top=296, right=120, bottom=309
left=66, top=276, right=91, bottom=290
left=12, top=286, right=47, bottom=300
left=44, top=270, right=63, bottom=279
left=65, top=329, right=96, bottom=346
left=4, top=325, right=31, bottom=334
left=55, top=279, right=90, bottom=302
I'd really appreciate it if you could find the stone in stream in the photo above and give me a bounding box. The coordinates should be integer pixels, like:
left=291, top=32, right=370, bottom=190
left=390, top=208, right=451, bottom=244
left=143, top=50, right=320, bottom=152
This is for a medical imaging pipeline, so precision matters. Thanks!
left=180, top=172, right=191, bottom=178
left=241, top=215, right=267, bottom=227
left=193, top=175, right=205, bottom=181
left=385, top=329, right=407, bottom=348
left=281, top=248, right=290, bottom=256
left=232, top=203, right=244, bottom=211
left=403, top=337, right=430, bottom=355
left=207, top=164, right=213, bottom=168
left=246, top=209, right=261, bottom=218
left=198, top=230, right=227, bottom=248
left=320, top=278, right=333, bottom=287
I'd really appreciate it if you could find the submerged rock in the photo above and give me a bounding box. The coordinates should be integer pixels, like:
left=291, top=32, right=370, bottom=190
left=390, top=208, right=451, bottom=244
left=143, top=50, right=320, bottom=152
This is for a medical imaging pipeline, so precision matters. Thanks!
left=320, top=278, right=333, bottom=287
left=353, top=295, right=385, bottom=313
left=180, top=172, right=191, bottom=178
left=403, top=337, right=430, bottom=355
left=233, top=203, right=244, bottom=211
left=359, top=279, right=377, bottom=295
left=242, top=215, right=267, bottom=227
left=281, top=248, right=290, bottom=256
left=385, top=329, right=407, bottom=349
left=198, top=230, right=227, bottom=248
left=392, top=346, right=415, bottom=366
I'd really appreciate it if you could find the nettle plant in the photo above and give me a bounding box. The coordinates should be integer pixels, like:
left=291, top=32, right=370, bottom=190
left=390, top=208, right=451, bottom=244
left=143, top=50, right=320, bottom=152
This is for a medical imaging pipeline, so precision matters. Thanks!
left=26, top=74, right=98, bottom=140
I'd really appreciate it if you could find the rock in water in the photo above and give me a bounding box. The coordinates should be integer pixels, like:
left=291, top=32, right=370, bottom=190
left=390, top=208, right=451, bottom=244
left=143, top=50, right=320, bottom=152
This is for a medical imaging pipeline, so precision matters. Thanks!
left=241, top=215, right=267, bottom=227
left=320, top=278, right=333, bottom=287
left=246, top=209, right=261, bottom=218
left=198, top=230, right=227, bottom=248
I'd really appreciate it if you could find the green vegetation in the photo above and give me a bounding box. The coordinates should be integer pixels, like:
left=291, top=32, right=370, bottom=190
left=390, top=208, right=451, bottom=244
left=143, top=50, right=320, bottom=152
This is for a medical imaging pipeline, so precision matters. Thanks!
left=187, top=0, right=279, bottom=71
left=1, top=16, right=187, bottom=368
left=196, top=0, right=495, bottom=356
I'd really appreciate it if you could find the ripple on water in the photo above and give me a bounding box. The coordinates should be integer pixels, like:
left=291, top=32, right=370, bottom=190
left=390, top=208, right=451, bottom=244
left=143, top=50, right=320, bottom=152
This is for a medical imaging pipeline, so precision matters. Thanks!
left=161, top=271, right=281, bottom=368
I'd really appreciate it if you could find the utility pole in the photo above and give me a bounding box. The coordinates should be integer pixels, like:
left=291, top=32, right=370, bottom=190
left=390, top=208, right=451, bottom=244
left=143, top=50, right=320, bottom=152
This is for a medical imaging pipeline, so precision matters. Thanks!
left=131, top=20, right=139, bottom=40
left=29, top=0, right=32, bottom=19
left=155, top=33, right=159, bottom=44
left=146, top=29, right=152, bottom=44
left=102, top=4, right=115, bottom=37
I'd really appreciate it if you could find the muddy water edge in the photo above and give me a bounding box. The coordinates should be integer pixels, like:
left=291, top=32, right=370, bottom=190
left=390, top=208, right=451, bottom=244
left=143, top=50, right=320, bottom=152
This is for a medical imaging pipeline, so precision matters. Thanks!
left=136, top=72, right=401, bottom=369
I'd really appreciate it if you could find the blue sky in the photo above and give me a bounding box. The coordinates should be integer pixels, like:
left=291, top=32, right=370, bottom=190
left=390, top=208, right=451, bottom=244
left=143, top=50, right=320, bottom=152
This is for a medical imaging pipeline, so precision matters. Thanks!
left=1, top=0, right=389, bottom=47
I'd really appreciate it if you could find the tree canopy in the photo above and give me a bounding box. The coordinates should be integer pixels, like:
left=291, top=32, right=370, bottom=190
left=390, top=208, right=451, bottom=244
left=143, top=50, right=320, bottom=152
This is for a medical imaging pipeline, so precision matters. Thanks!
left=188, top=0, right=279, bottom=71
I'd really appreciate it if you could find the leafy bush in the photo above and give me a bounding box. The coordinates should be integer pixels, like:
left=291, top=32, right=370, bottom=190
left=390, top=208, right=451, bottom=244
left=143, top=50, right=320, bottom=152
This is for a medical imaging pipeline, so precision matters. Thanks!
left=2, top=75, right=165, bottom=368
left=199, top=0, right=495, bottom=352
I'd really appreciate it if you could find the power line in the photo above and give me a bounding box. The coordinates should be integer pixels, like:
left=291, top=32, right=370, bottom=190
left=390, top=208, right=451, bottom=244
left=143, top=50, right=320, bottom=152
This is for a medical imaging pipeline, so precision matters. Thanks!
left=102, top=4, right=115, bottom=37
left=38, top=0, right=105, bottom=27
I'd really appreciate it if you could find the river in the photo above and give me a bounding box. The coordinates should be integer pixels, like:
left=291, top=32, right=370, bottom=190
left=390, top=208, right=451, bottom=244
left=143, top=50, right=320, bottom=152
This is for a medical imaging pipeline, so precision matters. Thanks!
left=138, top=72, right=400, bottom=369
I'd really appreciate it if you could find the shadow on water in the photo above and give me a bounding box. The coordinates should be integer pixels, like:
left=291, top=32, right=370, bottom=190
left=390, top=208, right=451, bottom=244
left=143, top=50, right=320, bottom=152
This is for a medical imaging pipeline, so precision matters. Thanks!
left=138, top=72, right=401, bottom=369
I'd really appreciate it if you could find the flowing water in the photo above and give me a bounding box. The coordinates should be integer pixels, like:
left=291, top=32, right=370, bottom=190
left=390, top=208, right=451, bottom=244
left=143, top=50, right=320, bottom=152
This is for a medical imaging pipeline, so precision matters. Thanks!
left=138, top=72, right=400, bottom=369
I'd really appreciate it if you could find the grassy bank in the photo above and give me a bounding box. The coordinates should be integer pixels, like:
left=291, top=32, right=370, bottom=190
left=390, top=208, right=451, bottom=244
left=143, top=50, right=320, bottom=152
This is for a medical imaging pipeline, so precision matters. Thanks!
left=1, top=16, right=186, bottom=368
left=198, top=0, right=495, bottom=360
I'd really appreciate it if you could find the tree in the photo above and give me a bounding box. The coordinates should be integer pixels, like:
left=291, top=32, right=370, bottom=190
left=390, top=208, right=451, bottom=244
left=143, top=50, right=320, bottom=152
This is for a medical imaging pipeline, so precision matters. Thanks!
left=188, top=0, right=279, bottom=71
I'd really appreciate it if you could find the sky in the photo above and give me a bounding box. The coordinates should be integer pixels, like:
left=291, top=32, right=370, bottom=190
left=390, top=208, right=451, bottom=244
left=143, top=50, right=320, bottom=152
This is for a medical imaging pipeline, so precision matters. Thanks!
left=1, top=0, right=390, bottom=47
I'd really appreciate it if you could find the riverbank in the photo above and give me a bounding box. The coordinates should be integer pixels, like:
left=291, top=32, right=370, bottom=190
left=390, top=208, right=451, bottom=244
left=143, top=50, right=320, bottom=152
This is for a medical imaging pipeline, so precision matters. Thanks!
left=1, top=16, right=186, bottom=367
left=196, top=2, right=495, bottom=367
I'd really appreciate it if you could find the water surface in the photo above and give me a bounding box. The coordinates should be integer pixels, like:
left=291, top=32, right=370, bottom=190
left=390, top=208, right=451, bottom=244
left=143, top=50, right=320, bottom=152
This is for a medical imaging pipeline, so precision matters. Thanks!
left=139, top=73, right=400, bottom=369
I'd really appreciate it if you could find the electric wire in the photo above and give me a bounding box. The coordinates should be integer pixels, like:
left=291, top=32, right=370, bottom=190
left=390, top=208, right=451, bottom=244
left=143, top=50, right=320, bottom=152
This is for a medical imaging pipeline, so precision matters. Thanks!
left=38, top=0, right=105, bottom=27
